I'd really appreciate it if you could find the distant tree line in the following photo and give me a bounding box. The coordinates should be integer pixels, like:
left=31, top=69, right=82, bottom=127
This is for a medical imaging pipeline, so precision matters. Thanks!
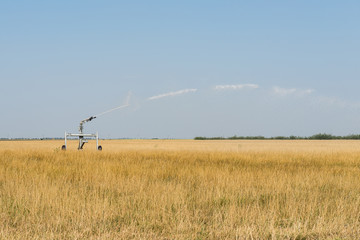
left=0, top=137, right=63, bottom=141
left=194, top=133, right=360, bottom=140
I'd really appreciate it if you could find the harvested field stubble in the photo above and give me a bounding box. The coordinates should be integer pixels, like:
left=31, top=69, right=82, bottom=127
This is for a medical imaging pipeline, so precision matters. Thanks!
left=1, top=140, right=360, bottom=239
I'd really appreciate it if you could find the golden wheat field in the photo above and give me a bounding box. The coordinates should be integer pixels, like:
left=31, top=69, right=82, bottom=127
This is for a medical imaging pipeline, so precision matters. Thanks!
left=1, top=139, right=360, bottom=239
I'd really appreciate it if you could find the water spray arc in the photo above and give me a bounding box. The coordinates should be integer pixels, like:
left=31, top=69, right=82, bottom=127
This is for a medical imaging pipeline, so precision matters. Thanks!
left=62, top=94, right=131, bottom=151
left=95, top=103, right=130, bottom=117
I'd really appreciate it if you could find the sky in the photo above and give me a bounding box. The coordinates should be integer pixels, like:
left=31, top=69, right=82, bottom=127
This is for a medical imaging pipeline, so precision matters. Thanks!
left=1, top=1, right=360, bottom=139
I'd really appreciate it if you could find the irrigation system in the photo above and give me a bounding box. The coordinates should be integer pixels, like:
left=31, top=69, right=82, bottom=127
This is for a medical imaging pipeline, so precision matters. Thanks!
left=62, top=95, right=130, bottom=150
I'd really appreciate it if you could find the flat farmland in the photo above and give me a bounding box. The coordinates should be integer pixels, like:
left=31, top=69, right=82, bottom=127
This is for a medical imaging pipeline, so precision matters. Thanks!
left=1, top=140, right=360, bottom=239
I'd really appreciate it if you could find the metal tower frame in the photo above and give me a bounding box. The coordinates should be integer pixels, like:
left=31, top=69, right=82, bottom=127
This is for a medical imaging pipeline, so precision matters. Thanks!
left=63, top=131, right=100, bottom=150
left=62, top=116, right=102, bottom=150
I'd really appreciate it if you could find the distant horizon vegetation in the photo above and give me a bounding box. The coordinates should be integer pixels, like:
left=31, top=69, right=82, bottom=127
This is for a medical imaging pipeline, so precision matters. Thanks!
left=195, top=133, right=360, bottom=140
left=2, top=133, right=360, bottom=141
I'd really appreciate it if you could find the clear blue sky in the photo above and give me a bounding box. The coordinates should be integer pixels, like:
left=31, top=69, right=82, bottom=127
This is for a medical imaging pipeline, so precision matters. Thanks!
left=1, top=1, right=360, bottom=138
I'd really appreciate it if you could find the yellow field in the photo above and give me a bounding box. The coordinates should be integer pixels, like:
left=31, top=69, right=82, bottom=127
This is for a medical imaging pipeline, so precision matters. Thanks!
left=1, top=140, right=360, bottom=239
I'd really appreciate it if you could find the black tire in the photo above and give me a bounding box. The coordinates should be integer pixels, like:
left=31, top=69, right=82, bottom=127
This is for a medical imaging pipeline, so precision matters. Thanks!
left=61, top=145, right=66, bottom=150
left=98, top=145, right=102, bottom=151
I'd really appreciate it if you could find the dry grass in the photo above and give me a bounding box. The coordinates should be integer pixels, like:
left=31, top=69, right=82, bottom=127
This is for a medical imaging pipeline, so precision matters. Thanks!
left=1, top=140, right=360, bottom=239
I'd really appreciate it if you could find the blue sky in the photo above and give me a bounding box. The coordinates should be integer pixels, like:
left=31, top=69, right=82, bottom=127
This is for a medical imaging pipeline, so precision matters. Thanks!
left=1, top=1, right=360, bottom=138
